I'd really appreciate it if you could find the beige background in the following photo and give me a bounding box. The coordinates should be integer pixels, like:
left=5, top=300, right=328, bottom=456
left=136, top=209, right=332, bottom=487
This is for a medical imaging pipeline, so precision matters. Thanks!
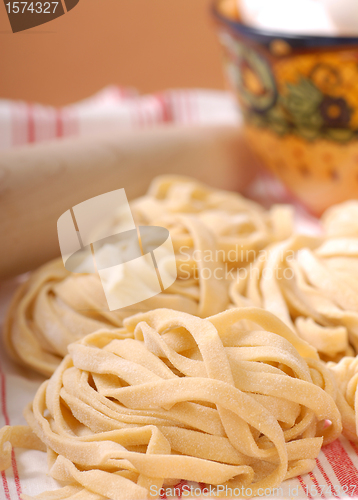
left=0, top=0, right=226, bottom=106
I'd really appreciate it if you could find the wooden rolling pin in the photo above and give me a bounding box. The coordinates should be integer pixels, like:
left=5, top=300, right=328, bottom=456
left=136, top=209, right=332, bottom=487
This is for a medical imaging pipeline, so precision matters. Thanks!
left=0, top=125, right=259, bottom=279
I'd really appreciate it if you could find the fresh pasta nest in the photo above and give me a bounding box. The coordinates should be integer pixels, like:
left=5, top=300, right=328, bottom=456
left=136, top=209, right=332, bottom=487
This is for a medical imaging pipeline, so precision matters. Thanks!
left=0, top=308, right=342, bottom=500
left=129, top=176, right=293, bottom=263
left=328, top=357, right=358, bottom=442
left=321, top=200, right=358, bottom=239
left=4, top=176, right=293, bottom=376
left=230, top=230, right=358, bottom=362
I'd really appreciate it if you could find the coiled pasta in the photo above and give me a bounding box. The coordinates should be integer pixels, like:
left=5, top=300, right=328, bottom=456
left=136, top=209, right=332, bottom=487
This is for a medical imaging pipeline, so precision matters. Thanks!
left=230, top=231, right=358, bottom=361
left=328, top=356, right=358, bottom=442
left=0, top=308, right=342, bottom=499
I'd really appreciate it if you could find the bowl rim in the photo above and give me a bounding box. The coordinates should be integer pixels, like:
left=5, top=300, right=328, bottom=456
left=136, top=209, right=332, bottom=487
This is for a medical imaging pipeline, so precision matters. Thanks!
left=212, top=0, right=358, bottom=47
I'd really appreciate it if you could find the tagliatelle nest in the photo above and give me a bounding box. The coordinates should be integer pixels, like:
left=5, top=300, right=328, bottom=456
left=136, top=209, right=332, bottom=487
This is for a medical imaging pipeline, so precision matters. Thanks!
left=230, top=229, right=358, bottom=362
left=129, top=176, right=294, bottom=264
left=328, top=356, right=358, bottom=442
left=321, top=200, right=358, bottom=239
left=4, top=176, right=293, bottom=377
left=0, top=308, right=342, bottom=500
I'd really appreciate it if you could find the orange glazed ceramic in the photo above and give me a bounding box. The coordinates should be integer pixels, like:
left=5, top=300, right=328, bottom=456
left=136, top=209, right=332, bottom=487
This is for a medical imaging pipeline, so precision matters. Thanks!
left=213, top=0, right=358, bottom=214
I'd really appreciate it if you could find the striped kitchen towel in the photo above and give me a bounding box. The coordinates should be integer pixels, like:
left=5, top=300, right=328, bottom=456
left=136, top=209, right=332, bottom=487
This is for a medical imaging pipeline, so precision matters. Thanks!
left=0, top=86, right=240, bottom=149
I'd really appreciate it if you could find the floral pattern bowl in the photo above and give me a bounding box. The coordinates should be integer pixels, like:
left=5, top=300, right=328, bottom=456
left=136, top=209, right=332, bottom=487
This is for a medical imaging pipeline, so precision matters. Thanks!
left=213, top=0, right=358, bottom=214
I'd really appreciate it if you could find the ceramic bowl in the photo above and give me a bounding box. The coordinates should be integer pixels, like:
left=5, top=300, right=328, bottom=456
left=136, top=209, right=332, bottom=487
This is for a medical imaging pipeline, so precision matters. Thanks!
left=213, top=0, right=358, bottom=214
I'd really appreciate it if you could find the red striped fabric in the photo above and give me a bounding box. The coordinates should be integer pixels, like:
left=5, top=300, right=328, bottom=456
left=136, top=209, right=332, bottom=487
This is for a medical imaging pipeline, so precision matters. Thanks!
left=316, top=458, right=340, bottom=498
left=298, top=475, right=314, bottom=499
left=0, top=356, right=22, bottom=500
left=309, top=471, right=327, bottom=499
left=0, top=86, right=241, bottom=150
left=323, top=440, right=358, bottom=496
